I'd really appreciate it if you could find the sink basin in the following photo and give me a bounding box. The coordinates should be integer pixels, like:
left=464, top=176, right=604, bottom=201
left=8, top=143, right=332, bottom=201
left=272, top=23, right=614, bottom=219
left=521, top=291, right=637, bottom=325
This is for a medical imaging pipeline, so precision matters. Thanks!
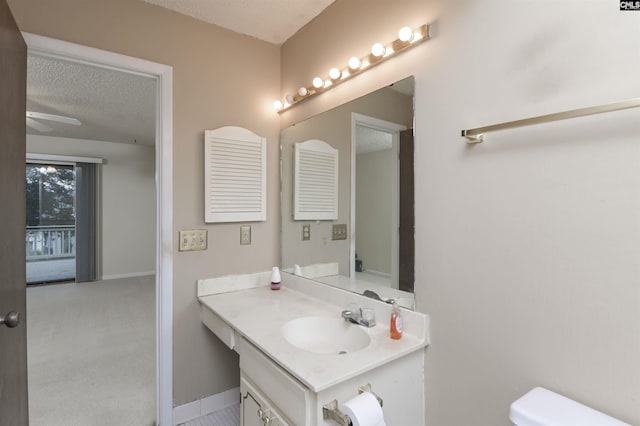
left=281, top=316, right=371, bottom=355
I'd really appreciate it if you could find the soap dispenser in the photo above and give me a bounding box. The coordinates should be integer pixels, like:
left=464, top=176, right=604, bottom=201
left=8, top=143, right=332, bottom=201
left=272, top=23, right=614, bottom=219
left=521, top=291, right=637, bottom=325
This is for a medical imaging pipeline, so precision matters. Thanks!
left=270, top=266, right=281, bottom=291
left=390, top=300, right=403, bottom=340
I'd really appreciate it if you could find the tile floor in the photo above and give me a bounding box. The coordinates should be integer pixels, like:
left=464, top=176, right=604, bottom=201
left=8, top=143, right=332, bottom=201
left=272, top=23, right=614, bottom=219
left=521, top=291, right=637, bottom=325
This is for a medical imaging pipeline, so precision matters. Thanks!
left=182, top=404, right=240, bottom=426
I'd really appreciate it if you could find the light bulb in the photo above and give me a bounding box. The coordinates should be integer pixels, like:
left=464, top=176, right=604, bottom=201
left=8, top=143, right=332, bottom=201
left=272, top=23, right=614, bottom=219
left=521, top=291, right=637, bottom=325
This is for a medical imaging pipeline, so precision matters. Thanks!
left=371, top=43, right=386, bottom=57
left=312, top=77, right=324, bottom=89
left=329, top=67, right=341, bottom=80
left=348, top=56, right=361, bottom=70
left=285, top=94, right=294, bottom=104
left=298, top=87, right=309, bottom=97
left=398, top=26, right=414, bottom=42
left=273, top=100, right=283, bottom=110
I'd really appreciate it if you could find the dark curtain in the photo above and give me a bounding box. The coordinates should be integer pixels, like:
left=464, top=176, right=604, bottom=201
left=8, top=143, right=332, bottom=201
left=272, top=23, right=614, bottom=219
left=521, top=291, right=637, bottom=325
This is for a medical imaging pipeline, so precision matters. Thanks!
left=75, top=162, right=97, bottom=282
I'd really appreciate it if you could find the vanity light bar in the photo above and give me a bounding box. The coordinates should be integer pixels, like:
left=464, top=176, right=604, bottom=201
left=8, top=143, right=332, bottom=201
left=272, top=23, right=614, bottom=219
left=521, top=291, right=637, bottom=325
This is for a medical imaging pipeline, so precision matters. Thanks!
left=274, top=24, right=430, bottom=113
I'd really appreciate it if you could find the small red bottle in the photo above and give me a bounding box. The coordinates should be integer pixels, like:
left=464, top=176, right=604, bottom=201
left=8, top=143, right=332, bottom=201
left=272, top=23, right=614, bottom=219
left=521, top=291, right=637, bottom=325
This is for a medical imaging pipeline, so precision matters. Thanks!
left=390, top=300, right=403, bottom=340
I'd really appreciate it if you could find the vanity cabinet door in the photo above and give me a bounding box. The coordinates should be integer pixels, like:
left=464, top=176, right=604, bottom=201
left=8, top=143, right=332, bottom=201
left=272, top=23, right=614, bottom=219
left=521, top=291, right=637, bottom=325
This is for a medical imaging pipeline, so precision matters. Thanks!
left=242, top=390, right=264, bottom=426
left=241, top=377, right=290, bottom=426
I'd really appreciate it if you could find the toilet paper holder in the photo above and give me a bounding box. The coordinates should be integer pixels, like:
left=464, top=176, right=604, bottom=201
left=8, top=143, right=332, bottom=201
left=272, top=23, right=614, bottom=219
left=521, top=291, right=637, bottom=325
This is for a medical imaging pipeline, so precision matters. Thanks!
left=322, top=384, right=383, bottom=426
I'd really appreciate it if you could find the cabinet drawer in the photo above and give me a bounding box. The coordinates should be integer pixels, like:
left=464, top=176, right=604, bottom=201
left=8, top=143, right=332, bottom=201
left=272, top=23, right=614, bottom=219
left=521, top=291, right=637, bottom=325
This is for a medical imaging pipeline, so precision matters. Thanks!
left=238, top=337, right=310, bottom=425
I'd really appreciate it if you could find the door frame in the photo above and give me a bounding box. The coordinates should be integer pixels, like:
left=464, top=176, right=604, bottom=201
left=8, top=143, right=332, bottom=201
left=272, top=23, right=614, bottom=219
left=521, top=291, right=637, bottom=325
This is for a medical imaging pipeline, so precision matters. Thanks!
left=23, top=33, right=174, bottom=426
left=350, top=113, right=406, bottom=288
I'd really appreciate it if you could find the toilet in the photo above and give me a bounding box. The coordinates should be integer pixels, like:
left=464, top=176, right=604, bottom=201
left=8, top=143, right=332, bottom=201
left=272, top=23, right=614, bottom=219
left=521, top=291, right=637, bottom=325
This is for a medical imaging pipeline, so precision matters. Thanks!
left=510, top=387, right=630, bottom=426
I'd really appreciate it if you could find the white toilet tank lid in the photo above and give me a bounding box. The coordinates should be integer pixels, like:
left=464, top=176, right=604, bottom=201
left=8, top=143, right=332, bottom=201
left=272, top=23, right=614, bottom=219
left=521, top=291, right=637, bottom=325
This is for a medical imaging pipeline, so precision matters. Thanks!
left=510, top=387, right=630, bottom=426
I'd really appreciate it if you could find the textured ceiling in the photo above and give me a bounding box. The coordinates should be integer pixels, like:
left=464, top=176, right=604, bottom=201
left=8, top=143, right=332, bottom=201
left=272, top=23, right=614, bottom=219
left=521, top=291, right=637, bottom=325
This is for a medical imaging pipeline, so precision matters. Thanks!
left=143, top=0, right=335, bottom=45
left=27, top=55, right=156, bottom=146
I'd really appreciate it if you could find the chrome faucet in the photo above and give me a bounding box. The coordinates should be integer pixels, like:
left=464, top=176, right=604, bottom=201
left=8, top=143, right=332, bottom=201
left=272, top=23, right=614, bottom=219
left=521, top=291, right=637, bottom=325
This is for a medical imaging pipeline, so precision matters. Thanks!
left=341, top=307, right=376, bottom=327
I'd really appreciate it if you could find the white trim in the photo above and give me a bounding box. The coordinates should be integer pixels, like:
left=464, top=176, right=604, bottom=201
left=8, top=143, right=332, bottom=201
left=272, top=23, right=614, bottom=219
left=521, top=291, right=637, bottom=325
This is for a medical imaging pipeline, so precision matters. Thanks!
left=23, top=33, right=174, bottom=426
left=26, top=152, right=103, bottom=164
left=351, top=113, right=406, bottom=287
left=173, top=387, right=240, bottom=425
left=101, top=271, right=155, bottom=281
left=390, top=131, right=400, bottom=290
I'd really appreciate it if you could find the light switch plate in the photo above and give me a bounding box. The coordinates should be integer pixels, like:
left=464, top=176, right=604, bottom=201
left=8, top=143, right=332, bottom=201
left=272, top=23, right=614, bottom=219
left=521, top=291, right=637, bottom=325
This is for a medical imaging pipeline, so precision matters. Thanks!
left=302, top=224, right=310, bottom=241
left=179, top=229, right=208, bottom=251
left=332, top=224, right=347, bottom=240
left=240, top=225, right=251, bottom=245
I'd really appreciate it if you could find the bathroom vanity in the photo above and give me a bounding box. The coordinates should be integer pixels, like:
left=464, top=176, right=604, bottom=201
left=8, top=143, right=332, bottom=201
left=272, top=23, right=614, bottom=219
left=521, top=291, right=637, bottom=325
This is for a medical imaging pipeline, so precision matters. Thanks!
left=197, top=271, right=429, bottom=425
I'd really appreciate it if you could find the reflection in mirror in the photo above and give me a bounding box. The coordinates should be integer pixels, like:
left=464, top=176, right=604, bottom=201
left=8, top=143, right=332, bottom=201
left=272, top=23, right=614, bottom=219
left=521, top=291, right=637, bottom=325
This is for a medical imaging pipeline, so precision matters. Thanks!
left=281, top=77, right=415, bottom=309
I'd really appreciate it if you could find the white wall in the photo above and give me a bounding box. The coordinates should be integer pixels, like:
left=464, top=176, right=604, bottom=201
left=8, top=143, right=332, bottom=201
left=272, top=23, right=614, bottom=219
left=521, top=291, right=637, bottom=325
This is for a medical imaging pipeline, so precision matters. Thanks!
left=282, top=1, right=640, bottom=424
left=27, top=135, right=156, bottom=279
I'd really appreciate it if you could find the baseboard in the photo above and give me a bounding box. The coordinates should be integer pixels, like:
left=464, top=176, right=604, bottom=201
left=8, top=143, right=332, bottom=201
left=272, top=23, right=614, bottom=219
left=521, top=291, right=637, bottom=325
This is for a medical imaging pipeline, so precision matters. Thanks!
left=173, top=387, right=240, bottom=425
left=100, top=271, right=155, bottom=281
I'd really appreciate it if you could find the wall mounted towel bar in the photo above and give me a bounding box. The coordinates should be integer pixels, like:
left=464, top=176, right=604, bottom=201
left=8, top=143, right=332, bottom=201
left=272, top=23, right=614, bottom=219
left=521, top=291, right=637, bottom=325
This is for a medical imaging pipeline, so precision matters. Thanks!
left=461, top=97, right=640, bottom=143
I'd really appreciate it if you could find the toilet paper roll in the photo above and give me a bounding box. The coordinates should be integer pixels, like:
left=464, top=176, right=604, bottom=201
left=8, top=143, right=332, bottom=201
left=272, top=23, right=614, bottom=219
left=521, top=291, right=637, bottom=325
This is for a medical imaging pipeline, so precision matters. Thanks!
left=339, top=391, right=386, bottom=426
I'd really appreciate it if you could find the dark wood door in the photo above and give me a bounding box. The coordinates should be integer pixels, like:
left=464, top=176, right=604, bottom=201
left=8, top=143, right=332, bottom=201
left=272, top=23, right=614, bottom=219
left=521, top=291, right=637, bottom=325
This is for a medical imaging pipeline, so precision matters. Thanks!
left=399, top=129, right=415, bottom=293
left=0, top=1, right=28, bottom=424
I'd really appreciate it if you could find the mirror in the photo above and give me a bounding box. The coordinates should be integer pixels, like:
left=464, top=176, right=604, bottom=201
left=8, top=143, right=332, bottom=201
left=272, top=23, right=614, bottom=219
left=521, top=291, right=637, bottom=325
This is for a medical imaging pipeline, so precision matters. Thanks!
left=281, top=77, right=415, bottom=309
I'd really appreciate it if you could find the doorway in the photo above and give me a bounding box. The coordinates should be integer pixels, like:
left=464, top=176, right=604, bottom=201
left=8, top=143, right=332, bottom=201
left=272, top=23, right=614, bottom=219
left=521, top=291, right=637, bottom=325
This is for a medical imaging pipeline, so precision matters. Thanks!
left=23, top=33, right=173, bottom=425
left=351, top=113, right=407, bottom=289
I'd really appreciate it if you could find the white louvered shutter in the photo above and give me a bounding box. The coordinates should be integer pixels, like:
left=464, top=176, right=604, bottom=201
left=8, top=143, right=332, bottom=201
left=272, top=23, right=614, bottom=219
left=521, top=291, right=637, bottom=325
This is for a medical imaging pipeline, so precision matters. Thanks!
left=204, top=126, right=266, bottom=223
left=294, top=139, right=338, bottom=220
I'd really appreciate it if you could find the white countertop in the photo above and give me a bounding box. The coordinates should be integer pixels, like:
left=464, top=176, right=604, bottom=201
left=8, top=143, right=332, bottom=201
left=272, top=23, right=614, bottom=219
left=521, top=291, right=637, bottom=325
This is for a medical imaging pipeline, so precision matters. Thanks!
left=198, top=283, right=427, bottom=392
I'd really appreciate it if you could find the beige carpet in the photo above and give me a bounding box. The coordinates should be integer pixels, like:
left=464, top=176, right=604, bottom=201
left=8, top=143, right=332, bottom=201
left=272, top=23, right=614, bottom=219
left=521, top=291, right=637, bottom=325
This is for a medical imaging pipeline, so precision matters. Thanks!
left=27, top=276, right=156, bottom=426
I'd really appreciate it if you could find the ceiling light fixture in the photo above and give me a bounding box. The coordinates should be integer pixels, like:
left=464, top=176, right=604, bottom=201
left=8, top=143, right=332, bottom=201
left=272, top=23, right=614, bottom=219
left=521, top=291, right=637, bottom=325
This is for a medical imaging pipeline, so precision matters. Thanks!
left=274, top=24, right=430, bottom=112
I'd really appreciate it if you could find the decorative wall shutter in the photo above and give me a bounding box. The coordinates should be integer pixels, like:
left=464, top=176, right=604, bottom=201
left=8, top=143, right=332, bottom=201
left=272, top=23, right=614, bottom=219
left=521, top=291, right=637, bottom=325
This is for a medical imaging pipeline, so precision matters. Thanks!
left=294, top=139, right=338, bottom=220
left=204, top=126, right=266, bottom=223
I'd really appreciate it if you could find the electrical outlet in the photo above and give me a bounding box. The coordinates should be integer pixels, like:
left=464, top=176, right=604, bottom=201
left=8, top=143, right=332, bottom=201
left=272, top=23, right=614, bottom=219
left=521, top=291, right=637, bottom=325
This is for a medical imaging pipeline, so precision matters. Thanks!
left=179, top=230, right=207, bottom=251
left=302, top=224, right=310, bottom=241
left=240, top=225, right=251, bottom=245
left=332, top=224, right=347, bottom=240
